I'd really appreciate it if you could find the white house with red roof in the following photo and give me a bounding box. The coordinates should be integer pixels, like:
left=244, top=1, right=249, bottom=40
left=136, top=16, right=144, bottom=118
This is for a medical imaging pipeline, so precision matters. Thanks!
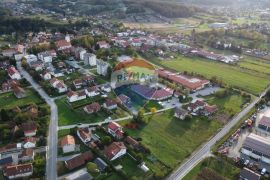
left=55, top=40, right=72, bottom=51
left=97, top=41, right=110, bottom=49
left=103, top=99, right=117, bottom=110
left=85, top=86, right=100, bottom=97
left=21, top=122, right=37, bottom=137
left=3, top=163, right=33, bottom=179
left=188, top=100, right=206, bottom=113
left=67, top=91, right=86, bottom=103
left=7, top=67, right=21, bottom=80
left=104, top=142, right=126, bottom=161
left=49, top=78, right=67, bottom=93
left=77, top=128, right=92, bottom=144
left=107, top=122, right=123, bottom=139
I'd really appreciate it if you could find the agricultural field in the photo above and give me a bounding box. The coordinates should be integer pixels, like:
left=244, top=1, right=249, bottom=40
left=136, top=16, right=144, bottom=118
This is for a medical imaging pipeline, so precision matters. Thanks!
left=149, top=54, right=270, bottom=95
left=238, top=57, right=270, bottom=75
left=183, top=157, right=241, bottom=180
left=0, top=88, right=44, bottom=109
left=121, top=110, right=222, bottom=168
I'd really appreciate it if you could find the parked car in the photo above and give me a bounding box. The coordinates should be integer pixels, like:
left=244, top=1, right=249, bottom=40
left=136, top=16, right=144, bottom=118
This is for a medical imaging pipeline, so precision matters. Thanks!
left=261, top=168, right=267, bottom=175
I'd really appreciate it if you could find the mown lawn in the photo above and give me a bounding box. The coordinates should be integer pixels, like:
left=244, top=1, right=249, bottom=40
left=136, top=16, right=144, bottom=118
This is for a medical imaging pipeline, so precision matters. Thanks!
left=153, top=55, right=270, bottom=95
left=183, top=157, right=241, bottom=180
left=0, top=89, right=44, bottom=109
left=121, top=110, right=222, bottom=168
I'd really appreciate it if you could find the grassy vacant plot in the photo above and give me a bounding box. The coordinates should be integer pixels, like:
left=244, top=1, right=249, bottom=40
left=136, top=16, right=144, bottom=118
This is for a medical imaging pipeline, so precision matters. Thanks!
left=121, top=110, right=222, bottom=168
left=56, top=98, right=129, bottom=126
left=205, top=92, right=245, bottom=115
left=0, top=89, right=44, bottom=109
left=183, top=157, right=240, bottom=180
left=155, top=55, right=270, bottom=95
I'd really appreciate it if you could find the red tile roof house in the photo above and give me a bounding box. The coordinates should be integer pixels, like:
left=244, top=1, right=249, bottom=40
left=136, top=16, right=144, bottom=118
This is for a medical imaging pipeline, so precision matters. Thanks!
left=7, top=67, right=22, bottom=80
left=59, top=135, right=76, bottom=153
left=85, top=86, right=100, bottom=97
left=107, top=122, right=124, bottom=139
left=97, top=41, right=110, bottom=49
left=65, top=151, right=93, bottom=170
left=55, top=39, right=72, bottom=51
left=103, top=99, right=118, bottom=110
left=157, top=69, right=210, bottom=91
left=67, top=91, right=87, bottom=103
left=13, top=86, right=26, bottom=99
left=124, top=136, right=140, bottom=151
left=21, top=121, right=37, bottom=137
left=83, top=102, right=101, bottom=114
left=73, top=79, right=83, bottom=89
left=202, top=104, right=218, bottom=116
left=3, top=163, right=33, bottom=179
left=19, top=148, right=35, bottom=162
left=49, top=78, right=67, bottom=93
left=77, top=128, right=92, bottom=144
left=105, top=142, right=127, bottom=161
left=187, top=100, right=206, bottom=113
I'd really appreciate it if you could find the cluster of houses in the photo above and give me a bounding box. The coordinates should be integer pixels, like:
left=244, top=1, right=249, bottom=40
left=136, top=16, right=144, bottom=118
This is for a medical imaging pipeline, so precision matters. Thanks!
left=58, top=121, right=149, bottom=174
left=0, top=119, right=40, bottom=179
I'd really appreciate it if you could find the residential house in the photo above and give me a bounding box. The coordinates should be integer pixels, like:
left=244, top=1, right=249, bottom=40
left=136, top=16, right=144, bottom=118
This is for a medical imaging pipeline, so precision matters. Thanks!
left=97, top=41, right=110, bottom=49
left=101, top=84, right=111, bottom=93
left=38, top=51, right=53, bottom=63
left=117, top=94, right=132, bottom=107
left=23, top=137, right=37, bottom=149
left=41, top=71, right=51, bottom=80
left=64, top=169, right=93, bottom=180
left=187, top=100, right=206, bottom=113
left=3, top=163, right=33, bottom=179
left=83, top=102, right=101, bottom=114
left=51, top=69, right=64, bottom=77
left=19, top=149, right=35, bottom=162
left=24, top=54, right=38, bottom=64
left=0, top=143, right=22, bottom=154
left=59, top=135, right=76, bottom=153
left=65, top=151, right=93, bottom=170
left=49, top=78, right=67, bottom=93
left=105, top=142, right=127, bottom=161
left=13, top=86, right=26, bottom=99
left=202, top=104, right=218, bottom=116
left=107, top=122, right=123, bottom=139
left=96, top=59, right=109, bottom=76
left=85, top=86, right=100, bottom=97
left=67, top=91, right=86, bottom=103
left=55, top=40, right=72, bottom=51
left=174, top=108, right=189, bottom=120
left=73, top=79, right=83, bottom=89
left=7, top=67, right=21, bottom=80
left=103, top=99, right=117, bottom=110
left=29, top=61, right=44, bottom=71
left=21, top=121, right=37, bottom=137
left=84, top=53, right=97, bottom=66
left=83, top=74, right=95, bottom=84
left=124, top=136, right=140, bottom=150
left=77, top=128, right=92, bottom=144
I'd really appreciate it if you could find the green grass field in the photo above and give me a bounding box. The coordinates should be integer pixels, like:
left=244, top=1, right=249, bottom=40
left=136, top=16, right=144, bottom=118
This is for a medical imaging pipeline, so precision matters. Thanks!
left=205, top=93, right=245, bottom=115
left=121, top=110, right=222, bottom=168
left=0, top=89, right=44, bottom=109
left=183, top=157, right=240, bottom=180
left=239, top=57, right=270, bottom=75
left=56, top=98, right=129, bottom=126
left=154, top=55, right=270, bottom=95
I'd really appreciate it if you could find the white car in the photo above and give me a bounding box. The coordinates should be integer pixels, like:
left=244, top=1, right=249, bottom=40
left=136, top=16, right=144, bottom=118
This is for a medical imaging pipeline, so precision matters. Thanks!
left=261, top=168, right=266, bottom=175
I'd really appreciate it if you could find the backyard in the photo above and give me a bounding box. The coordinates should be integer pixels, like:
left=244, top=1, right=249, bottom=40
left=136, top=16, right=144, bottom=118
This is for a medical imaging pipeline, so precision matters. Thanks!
left=147, top=54, right=270, bottom=95
left=121, top=110, right=222, bottom=168
left=0, top=88, right=44, bottom=109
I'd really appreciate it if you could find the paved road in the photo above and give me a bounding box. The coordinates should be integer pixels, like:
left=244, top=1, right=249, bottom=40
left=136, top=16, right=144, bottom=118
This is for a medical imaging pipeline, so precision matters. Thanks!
left=168, top=87, right=270, bottom=180
left=17, top=62, right=58, bottom=180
